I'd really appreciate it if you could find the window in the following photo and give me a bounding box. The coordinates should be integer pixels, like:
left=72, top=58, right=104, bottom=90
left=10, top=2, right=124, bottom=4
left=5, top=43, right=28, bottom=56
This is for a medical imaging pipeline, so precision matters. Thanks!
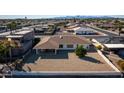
left=67, top=44, right=73, bottom=48
left=59, top=44, right=63, bottom=48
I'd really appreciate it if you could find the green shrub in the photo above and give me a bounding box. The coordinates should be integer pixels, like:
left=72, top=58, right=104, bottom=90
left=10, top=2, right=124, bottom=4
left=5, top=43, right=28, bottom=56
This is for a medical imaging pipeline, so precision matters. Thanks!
left=117, top=60, right=124, bottom=71
left=96, top=45, right=102, bottom=50
left=75, top=45, right=87, bottom=58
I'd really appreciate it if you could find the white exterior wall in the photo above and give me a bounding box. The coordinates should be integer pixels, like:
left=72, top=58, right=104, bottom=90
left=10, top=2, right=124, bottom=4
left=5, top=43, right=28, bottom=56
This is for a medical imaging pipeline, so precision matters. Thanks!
left=59, top=44, right=89, bottom=50
left=74, top=31, right=82, bottom=34
left=74, top=30, right=94, bottom=35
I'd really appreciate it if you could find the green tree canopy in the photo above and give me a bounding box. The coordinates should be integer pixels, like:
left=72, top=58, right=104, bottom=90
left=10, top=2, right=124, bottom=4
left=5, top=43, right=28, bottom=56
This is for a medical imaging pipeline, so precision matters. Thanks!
left=0, top=39, right=20, bottom=63
left=7, top=21, right=17, bottom=30
left=75, top=45, right=87, bottom=58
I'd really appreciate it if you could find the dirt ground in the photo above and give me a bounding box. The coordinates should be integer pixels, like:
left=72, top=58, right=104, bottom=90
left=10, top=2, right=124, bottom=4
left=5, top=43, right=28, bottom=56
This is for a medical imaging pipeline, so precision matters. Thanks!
left=23, top=51, right=115, bottom=72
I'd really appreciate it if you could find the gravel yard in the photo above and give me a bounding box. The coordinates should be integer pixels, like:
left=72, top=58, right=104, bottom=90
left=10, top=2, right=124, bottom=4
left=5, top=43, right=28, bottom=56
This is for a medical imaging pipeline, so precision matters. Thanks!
left=23, top=51, right=115, bottom=72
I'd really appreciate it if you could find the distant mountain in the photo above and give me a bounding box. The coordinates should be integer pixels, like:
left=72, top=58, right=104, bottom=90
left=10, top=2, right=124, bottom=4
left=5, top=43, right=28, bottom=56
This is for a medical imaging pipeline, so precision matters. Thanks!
left=53, top=15, right=114, bottom=19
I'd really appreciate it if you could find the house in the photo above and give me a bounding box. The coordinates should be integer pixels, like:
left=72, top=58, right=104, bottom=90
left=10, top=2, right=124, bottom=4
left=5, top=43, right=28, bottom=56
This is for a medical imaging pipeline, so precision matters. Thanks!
left=0, top=28, right=34, bottom=57
left=34, top=35, right=91, bottom=54
left=33, top=24, right=57, bottom=35
left=33, top=25, right=49, bottom=35
left=73, top=27, right=97, bottom=35
left=65, top=24, right=79, bottom=32
left=0, top=26, right=7, bottom=33
left=103, top=43, right=124, bottom=57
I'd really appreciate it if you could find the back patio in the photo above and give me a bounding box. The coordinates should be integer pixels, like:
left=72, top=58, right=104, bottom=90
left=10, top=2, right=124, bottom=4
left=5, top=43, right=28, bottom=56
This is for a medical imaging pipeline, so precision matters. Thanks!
left=23, top=50, right=115, bottom=72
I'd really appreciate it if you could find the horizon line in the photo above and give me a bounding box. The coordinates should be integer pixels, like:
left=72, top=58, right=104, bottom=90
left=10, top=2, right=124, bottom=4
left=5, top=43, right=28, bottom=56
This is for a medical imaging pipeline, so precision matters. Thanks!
left=0, top=15, right=124, bottom=19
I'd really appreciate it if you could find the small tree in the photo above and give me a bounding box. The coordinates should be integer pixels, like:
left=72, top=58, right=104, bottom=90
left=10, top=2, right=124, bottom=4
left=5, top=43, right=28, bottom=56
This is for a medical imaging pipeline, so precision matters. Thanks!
left=0, top=43, right=8, bottom=62
left=0, top=38, right=19, bottom=63
left=118, top=60, right=124, bottom=71
left=75, top=45, right=87, bottom=58
left=7, top=21, right=17, bottom=34
left=96, top=45, right=102, bottom=50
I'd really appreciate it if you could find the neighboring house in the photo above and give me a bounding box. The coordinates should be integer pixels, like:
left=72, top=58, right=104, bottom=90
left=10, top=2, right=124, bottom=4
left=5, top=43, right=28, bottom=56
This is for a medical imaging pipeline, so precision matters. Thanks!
left=34, top=35, right=91, bottom=54
left=104, top=44, right=124, bottom=50
left=66, top=23, right=78, bottom=29
left=0, top=26, right=7, bottom=32
left=0, top=28, right=34, bottom=57
left=73, top=27, right=97, bottom=35
left=33, top=24, right=56, bottom=35
left=99, top=23, right=115, bottom=28
left=103, top=44, right=124, bottom=57
left=33, top=25, right=49, bottom=35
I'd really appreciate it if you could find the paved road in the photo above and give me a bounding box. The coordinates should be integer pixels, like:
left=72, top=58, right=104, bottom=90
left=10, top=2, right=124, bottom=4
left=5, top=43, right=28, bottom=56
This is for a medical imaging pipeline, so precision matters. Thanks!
left=86, top=25, right=119, bottom=37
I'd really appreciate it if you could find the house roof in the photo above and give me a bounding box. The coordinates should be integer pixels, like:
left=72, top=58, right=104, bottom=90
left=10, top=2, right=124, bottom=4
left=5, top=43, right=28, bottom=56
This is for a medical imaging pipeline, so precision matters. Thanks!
left=74, top=27, right=94, bottom=32
left=34, top=37, right=58, bottom=49
left=104, top=44, right=124, bottom=49
left=6, top=35, right=23, bottom=38
left=14, top=30, right=31, bottom=35
left=34, top=35, right=91, bottom=49
left=0, top=28, right=33, bottom=38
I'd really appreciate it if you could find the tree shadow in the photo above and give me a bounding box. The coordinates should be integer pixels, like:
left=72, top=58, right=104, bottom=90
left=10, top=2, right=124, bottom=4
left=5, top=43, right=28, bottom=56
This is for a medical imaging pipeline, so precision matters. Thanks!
left=80, top=56, right=103, bottom=64
left=23, top=52, right=39, bottom=63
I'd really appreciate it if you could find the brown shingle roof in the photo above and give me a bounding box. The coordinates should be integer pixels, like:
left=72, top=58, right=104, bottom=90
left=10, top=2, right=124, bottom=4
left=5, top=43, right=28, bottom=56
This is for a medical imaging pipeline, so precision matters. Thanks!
left=34, top=35, right=91, bottom=49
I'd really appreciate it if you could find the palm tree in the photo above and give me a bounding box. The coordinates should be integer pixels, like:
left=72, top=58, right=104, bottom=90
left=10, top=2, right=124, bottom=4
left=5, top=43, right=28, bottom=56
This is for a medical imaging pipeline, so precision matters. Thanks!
left=0, top=41, right=9, bottom=62
left=0, top=38, right=20, bottom=62
left=7, top=38, right=20, bottom=62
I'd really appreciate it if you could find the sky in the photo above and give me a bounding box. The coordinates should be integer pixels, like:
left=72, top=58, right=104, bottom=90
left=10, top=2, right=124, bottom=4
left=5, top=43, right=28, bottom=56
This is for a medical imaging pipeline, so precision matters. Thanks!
left=0, top=15, right=62, bottom=19
left=0, top=15, right=124, bottom=19
left=0, top=0, right=124, bottom=16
